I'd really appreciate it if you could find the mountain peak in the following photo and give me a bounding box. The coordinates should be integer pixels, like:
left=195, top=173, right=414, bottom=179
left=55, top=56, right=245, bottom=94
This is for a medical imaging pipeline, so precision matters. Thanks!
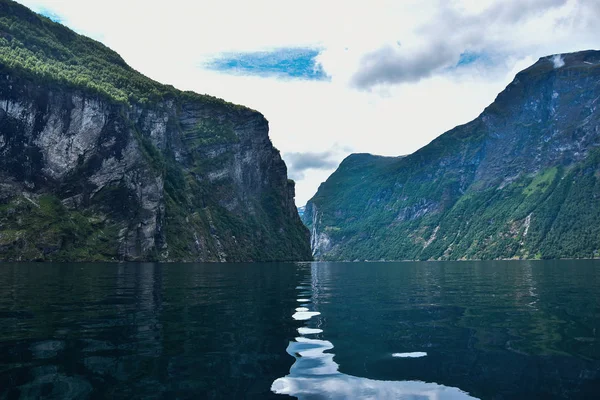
left=515, top=49, right=600, bottom=80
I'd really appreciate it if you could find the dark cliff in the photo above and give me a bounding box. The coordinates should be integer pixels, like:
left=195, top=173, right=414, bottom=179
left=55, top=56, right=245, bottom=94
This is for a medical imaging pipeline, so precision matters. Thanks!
left=0, top=0, right=311, bottom=261
left=304, top=50, right=600, bottom=261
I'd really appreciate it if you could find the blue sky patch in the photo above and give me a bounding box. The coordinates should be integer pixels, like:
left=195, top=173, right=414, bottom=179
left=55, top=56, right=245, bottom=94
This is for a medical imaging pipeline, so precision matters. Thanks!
left=204, top=48, right=329, bottom=81
left=38, top=7, right=63, bottom=23
left=456, top=52, right=484, bottom=67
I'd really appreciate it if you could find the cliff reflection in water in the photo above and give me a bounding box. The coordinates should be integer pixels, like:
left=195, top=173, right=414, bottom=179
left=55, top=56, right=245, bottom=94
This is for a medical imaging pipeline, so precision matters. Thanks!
left=272, top=263, right=477, bottom=400
left=1, top=261, right=600, bottom=399
left=0, top=262, right=300, bottom=399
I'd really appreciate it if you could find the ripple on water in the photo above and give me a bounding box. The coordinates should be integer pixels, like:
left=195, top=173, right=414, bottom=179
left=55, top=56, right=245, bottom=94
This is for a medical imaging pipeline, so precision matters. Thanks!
left=298, top=327, right=323, bottom=335
left=274, top=266, right=477, bottom=400
left=392, top=352, right=428, bottom=358
left=17, top=366, right=92, bottom=399
left=273, top=332, right=475, bottom=399
left=30, top=340, right=65, bottom=359
left=292, top=311, right=321, bottom=321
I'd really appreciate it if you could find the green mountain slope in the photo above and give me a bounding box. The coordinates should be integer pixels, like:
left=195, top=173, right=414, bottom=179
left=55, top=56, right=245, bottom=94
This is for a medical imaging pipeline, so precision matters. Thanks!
left=0, top=0, right=235, bottom=106
left=303, top=50, right=600, bottom=261
left=0, top=0, right=311, bottom=261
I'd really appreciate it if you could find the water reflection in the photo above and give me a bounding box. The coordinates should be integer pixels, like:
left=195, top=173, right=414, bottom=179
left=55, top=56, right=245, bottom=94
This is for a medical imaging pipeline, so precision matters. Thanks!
left=0, top=262, right=301, bottom=399
left=272, top=263, right=477, bottom=400
left=2, top=260, right=600, bottom=398
left=392, top=352, right=427, bottom=358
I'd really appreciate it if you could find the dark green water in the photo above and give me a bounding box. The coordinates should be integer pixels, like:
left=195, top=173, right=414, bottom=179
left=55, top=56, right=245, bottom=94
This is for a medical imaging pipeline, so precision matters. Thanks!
left=1, top=261, right=599, bottom=399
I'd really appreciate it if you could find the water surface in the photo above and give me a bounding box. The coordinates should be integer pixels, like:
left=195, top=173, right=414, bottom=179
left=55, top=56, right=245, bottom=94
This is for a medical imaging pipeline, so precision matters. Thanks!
left=1, top=261, right=600, bottom=399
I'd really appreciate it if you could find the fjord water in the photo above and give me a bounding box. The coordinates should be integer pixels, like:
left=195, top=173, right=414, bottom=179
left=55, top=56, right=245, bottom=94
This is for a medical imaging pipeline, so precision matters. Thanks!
left=1, top=262, right=599, bottom=399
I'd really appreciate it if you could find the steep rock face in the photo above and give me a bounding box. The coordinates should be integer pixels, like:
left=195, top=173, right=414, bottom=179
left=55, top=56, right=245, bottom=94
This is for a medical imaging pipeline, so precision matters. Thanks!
left=0, top=1, right=311, bottom=261
left=303, top=50, right=600, bottom=261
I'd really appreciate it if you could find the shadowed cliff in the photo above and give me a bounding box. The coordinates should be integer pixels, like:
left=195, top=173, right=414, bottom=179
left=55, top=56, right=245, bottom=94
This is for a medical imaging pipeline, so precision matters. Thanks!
left=0, top=0, right=311, bottom=261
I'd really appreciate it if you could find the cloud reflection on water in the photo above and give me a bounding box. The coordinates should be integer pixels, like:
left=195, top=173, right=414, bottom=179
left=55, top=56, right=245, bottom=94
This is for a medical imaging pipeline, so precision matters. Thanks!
left=392, top=352, right=428, bottom=358
left=272, top=264, right=478, bottom=400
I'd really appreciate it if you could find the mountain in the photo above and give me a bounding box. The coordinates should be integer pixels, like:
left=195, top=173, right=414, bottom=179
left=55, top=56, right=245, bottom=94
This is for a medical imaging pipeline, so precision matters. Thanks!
left=303, top=50, right=600, bottom=261
left=0, top=0, right=311, bottom=262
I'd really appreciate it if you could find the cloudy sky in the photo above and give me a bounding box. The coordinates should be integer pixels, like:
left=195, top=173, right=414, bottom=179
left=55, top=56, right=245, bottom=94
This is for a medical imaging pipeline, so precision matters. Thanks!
left=15, top=0, right=600, bottom=205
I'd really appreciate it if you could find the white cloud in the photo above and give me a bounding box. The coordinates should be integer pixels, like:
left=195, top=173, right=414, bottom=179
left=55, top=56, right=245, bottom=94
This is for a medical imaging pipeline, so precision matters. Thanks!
left=284, top=150, right=343, bottom=181
left=13, top=0, right=600, bottom=205
left=551, top=54, right=566, bottom=68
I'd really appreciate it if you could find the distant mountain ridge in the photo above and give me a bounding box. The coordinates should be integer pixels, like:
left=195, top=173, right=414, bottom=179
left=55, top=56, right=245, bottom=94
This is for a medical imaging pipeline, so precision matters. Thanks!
left=303, top=50, right=600, bottom=261
left=0, top=0, right=311, bottom=261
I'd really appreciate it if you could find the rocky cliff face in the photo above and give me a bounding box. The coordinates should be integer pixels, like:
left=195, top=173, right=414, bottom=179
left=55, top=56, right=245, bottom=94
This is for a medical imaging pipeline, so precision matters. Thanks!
left=304, top=50, right=600, bottom=261
left=0, top=1, right=311, bottom=262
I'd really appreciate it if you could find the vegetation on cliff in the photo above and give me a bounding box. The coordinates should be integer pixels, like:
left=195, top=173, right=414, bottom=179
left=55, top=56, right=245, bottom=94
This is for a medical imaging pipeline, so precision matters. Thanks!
left=304, top=51, right=600, bottom=261
left=0, top=0, right=311, bottom=262
left=0, top=0, right=242, bottom=109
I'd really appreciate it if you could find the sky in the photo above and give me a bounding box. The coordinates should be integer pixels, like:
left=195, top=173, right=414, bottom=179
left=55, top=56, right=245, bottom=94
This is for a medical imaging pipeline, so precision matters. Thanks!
left=15, top=0, right=600, bottom=205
